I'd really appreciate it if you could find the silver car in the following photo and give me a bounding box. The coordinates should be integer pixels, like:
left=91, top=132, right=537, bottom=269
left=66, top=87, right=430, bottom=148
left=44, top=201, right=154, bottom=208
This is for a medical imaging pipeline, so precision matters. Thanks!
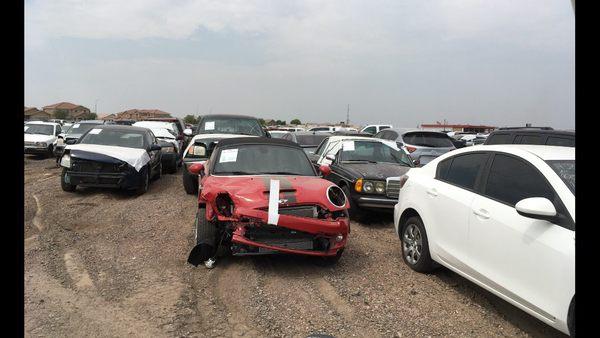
left=373, top=129, right=456, bottom=166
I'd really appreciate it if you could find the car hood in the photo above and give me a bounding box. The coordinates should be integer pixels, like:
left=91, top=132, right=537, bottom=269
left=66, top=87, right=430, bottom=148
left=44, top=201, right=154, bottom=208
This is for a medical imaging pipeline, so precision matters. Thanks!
left=65, top=144, right=150, bottom=172
left=340, top=162, right=411, bottom=180
left=24, top=134, right=55, bottom=143
left=201, top=175, right=345, bottom=211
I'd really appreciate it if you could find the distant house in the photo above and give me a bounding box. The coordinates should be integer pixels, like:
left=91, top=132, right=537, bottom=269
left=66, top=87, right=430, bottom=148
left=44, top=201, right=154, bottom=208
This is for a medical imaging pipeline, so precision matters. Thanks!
left=99, top=113, right=116, bottom=121
left=420, top=123, right=496, bottom=133
left=42, top=102, right=91, bottom=120
left=24, top=107, right=51, bottom=121
left=109, top=109, right=172, bottom=121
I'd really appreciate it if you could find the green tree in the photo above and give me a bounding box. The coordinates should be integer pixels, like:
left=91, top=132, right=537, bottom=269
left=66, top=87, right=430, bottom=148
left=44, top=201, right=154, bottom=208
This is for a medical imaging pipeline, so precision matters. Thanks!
left=290, top=119, right=301, bottom=125
left=258, top=118, right=266, bottom=126
left=184, top=114, right=198, bottom=125
left=86, top=112, right=98, bottom=120
left=53, top=109, right=69, bottom=119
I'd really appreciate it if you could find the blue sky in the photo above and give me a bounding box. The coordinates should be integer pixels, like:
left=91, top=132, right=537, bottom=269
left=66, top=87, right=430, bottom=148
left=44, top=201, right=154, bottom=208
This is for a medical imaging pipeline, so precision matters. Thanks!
left=25, top=0, right=574, bottom=129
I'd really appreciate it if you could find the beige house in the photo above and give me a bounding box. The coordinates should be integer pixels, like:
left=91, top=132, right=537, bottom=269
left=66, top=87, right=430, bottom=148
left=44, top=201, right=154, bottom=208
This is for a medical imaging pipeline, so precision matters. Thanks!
left=24, top=107, right=51, bottom=121
left=42, top=102, right=91, bottom=120
left=105, top=109, right=172, bottom=121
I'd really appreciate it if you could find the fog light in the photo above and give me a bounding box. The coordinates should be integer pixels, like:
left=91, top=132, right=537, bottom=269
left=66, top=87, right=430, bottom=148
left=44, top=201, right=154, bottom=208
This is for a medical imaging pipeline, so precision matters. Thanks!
left=335, top=234, right=344, bottom=242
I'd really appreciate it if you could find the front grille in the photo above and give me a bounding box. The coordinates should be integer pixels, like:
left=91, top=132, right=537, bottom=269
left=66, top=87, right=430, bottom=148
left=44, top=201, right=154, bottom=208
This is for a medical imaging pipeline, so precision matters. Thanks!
left=243, top=225, right=330, bottom=252
left=24, top=141, right=35, bottom=146
left=386, top=178, right=401, bottom=199
left=278, top=205, right=318, bottom=218
left=71, top=159, right=124, bottom=173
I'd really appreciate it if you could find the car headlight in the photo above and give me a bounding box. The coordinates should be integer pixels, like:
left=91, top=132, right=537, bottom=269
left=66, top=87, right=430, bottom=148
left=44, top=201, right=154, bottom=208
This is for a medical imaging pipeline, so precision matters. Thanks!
left=363, top=181, right=374, bottom=193
left=162, top=146, right=175, bottom=153
left=60, top=154, right=71, bottom=168
left=35, top=142, right=47, bottom=147
left=375, top=181, right=385, bottom=194
left=187, top=144, right=207, bottom=156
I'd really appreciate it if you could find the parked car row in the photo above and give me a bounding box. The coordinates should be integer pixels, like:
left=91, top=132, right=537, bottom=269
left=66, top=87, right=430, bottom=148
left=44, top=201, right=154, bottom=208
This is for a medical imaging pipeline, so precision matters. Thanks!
left=24, top=114, right=575, bottom=336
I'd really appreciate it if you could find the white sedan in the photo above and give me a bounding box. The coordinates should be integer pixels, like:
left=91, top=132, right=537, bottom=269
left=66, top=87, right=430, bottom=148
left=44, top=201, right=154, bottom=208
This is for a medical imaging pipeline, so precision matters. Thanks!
left=393, top=145, right=575, bottom=336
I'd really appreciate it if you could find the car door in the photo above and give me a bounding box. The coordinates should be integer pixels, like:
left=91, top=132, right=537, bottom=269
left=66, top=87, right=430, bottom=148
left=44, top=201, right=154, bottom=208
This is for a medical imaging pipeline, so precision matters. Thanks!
left=146, top=132, right=161, bottom=172
left=467, top=153, right=574, bottom=322
left=426, top=152, right=490, bottom=267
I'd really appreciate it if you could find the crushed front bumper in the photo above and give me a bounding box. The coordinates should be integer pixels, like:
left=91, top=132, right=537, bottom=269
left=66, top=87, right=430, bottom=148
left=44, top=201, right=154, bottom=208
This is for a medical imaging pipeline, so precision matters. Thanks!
left=216, top=206, right=348, bottom=257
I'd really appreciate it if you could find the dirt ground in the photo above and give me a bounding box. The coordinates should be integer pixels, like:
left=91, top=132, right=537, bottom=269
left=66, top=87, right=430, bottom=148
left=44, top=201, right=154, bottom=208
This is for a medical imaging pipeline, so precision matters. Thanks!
left=24, top=155, right=566, bottom=337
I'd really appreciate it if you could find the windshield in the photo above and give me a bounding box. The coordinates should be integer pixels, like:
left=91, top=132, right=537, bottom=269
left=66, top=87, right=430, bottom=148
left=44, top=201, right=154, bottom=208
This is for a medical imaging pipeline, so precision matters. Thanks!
left=269, top=132, right=287, bottom=139
left=150, top=128, right=176, bottom=139
left=25, top=124, right=54, bottom=135
left=213, top=144, right=315, bottom=176
left=79, top=129, right=147, bottom=149
left=404, top=132, right=454, bottom=148
left=68, top=123, right=100, bottom=136
left=547, top=160, right=575, bottom=194
left=296, top=134, right=329, bottom=146
left=339, top=141, right=413, bottom=166
left=196, top=117, right=265, bottom=136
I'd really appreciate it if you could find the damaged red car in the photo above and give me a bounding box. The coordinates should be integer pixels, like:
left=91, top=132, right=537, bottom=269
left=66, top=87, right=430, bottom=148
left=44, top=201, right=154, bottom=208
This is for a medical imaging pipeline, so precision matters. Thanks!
left=187, top=137, right=350, bottom=267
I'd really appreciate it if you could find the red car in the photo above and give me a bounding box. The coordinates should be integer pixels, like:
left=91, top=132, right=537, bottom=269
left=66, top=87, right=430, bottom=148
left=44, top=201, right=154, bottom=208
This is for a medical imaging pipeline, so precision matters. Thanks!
left=187, top=137, right=350, bottom=266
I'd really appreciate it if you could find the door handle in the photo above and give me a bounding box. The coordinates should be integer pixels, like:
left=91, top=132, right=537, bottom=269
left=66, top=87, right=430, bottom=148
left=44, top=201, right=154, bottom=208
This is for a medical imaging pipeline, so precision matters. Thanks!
left=426, top=188, right=438, bottom=197
left=473, top=208, right=490, bottom=219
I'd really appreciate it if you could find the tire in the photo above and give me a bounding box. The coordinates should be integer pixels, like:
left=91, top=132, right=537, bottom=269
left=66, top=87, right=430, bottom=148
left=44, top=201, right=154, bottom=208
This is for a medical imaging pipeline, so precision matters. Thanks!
left=60, top=168, right=76, bottom=192
left=183, top=166, right=198, bottom=195
left=135, top=166, right=150, bottom=195
left=400, top=216, right=435, bottom=273
left=168, top=157, right=177, bottom=174
left=316, top=248, right=344, bottom=266
left=342, top=185, right=363, bottom=221
left=188, top=208, right=218, bottom=266
left=47, top=145, right=54, bottom=158
left=568, top=297, right=575, bottom=337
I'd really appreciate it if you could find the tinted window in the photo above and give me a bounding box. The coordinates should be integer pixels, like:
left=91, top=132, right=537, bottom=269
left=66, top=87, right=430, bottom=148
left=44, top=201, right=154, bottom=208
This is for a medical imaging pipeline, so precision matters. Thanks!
left=486, top=133, right=512, bottom=145
left=310, top=127, right=331, bottom=132
left=546, top=137, right=575, bottom=147
left=484, top=154, right=554, bottom=206
left=443, top=153, right=489, bottom=190
left=547, top=160, right=575, bottom=194
left=403, top=132, right=454, bottom=148
left=295, top=134, right=329, bottom=146
left=196, top=117, right=265, bottom=136
left=80, top=129, right=147, bottom=149
left=519, top=135, right=543, bottom=145
left=436, top=158, right=452, bottom=179
left=380, top=126, right=391, bottom=131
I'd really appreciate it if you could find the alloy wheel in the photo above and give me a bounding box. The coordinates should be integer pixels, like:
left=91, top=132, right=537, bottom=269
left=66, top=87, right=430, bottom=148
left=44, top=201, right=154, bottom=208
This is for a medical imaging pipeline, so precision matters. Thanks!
left=403, top=223, right=423, bottom=265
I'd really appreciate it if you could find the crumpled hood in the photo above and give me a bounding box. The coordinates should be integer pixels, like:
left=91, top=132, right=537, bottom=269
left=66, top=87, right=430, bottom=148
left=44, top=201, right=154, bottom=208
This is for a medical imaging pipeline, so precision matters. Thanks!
left=342, top=162, right=411, bottom=180
left=24, top=134, right=55, bottom=143
left=65, top=144, right=150, bottom=172
left=201, top=175, right=345, bottom=211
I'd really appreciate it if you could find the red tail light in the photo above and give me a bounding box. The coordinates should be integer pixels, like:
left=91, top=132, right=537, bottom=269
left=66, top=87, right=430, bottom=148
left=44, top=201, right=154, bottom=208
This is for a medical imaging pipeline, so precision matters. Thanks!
left=399, top=175, right=409, bottom=189
left=405, top=146, right=417, bottom=153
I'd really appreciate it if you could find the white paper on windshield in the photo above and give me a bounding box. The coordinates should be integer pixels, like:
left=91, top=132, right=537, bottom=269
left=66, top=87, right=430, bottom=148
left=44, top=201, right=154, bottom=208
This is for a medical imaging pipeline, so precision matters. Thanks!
left=89, top=128, right=102, bottom=135
left=73, top=123, right=80, bottom=128
left=219, top=148, right=238, bottom=163
left=342, top=141, right=355, bottom=151
left=205, top=121, right=215, bottom=130
left=381, top=140, right=400, bottom=150
left=65, top=144, right=150, bottom=172
left=267, top=179, right=280, bottom=225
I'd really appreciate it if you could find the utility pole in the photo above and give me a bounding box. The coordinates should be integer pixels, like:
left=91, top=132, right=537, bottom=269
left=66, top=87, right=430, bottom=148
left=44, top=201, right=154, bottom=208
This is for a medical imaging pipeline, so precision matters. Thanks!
left=346, top=104, right=350, bottom=126
left=94, top=99, right=99, bottom=114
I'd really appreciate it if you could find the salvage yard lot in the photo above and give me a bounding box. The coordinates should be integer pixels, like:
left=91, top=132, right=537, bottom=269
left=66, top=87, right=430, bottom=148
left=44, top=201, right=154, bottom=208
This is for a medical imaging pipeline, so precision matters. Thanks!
left=24, top=155, right=565, bottom=337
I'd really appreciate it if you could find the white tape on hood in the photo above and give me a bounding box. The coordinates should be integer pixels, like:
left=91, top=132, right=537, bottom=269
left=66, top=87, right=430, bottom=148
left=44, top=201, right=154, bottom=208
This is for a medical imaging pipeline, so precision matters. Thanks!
left=267, top=179, right=280, bottom=225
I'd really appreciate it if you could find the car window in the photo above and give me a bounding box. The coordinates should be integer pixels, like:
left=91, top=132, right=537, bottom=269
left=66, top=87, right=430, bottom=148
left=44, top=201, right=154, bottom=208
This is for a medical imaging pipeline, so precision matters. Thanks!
left=546, top=136, right=575, bottom=147
left=403, top=132, right=454, bottom=148
left=380, top=125, right=391, bottom=131
left=436, top=158, right=452, bottom=179
left=442, top=153, right=489, bottom=190
left=519, top=135, right=543, bottom=145
left=315, top=137, right=330, bottom=155
left=362, top=126, right=377, bottom=134
left=546, top=160, right=575, bottom=194
left=483, top=154, right=555, bottom=206
left=213, top=145, right=315, bottom=176
left=485, top=133, right=512, bottom=145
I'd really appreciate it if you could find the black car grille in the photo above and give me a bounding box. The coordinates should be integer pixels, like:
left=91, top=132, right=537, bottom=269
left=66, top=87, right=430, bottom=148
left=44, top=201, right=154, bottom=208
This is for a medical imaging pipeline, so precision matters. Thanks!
left=278, top=205, right=318, bottom=218
left=244, top=225, right=330, bottom=252
left=386, top=178, right=401, bottom=199
left=71, top=159, right=125, bottom=173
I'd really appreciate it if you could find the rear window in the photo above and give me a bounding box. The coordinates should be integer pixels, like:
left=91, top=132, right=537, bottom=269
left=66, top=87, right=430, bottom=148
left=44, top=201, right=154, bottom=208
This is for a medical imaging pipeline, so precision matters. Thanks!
left=485, top=133, right=513, bottom=145
left=546, top=137, right=575, bottom=147
left=403, top=132, right=454, bottom=148
left=295, top=134, right=329, bottom=146
left=519, top=135, right=543, bottom=145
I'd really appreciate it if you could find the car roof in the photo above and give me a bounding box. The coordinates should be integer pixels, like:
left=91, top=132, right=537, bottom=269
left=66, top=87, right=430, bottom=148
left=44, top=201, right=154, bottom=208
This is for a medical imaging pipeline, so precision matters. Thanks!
left=445, top=144, right=574, bottom=161
left=215, top=137, right=302, bottom=148
left=94, top=124, right=150, bottom=132
left=326, top=135, right=387, bottom=142
left=489, top=129, right=575, bottom=136
left=200, top=114, right=257, bottom=120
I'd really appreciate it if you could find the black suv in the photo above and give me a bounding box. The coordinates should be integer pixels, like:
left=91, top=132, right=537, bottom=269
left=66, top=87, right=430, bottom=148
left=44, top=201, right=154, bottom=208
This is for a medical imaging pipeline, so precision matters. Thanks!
left=484, top=127, right=574, bottom=147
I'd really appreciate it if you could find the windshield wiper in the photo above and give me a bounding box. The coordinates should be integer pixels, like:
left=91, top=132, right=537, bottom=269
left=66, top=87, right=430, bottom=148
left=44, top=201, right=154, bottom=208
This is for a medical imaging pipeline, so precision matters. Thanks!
left=343, top=160, right=378, bottom=164
left=215, top=171, right=254, bottom=175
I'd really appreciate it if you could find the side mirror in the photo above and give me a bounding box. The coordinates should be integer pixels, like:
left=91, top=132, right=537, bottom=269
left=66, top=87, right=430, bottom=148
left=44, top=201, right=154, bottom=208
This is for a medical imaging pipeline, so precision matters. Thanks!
left=325, top=154, right=336, bottom=162
left=515, top=197, right=557, bottom=220
left=150, top=144, right=162, bottom=151
left=319, top=164, right=331, bottom=176
left=183, top=128, right=193, bottom=136
left=188, top=162, right=204, bottom=175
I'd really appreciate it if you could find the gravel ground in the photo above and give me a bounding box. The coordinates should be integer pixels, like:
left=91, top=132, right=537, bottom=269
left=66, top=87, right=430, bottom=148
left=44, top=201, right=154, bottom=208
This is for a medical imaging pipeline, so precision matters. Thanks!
left=24, top=155, right=566, bottom=337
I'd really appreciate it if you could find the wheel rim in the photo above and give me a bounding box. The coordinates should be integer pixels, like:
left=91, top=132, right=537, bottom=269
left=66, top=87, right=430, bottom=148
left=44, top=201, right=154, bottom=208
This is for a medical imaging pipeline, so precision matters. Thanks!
left=403, top=223, right=422, bottom=265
